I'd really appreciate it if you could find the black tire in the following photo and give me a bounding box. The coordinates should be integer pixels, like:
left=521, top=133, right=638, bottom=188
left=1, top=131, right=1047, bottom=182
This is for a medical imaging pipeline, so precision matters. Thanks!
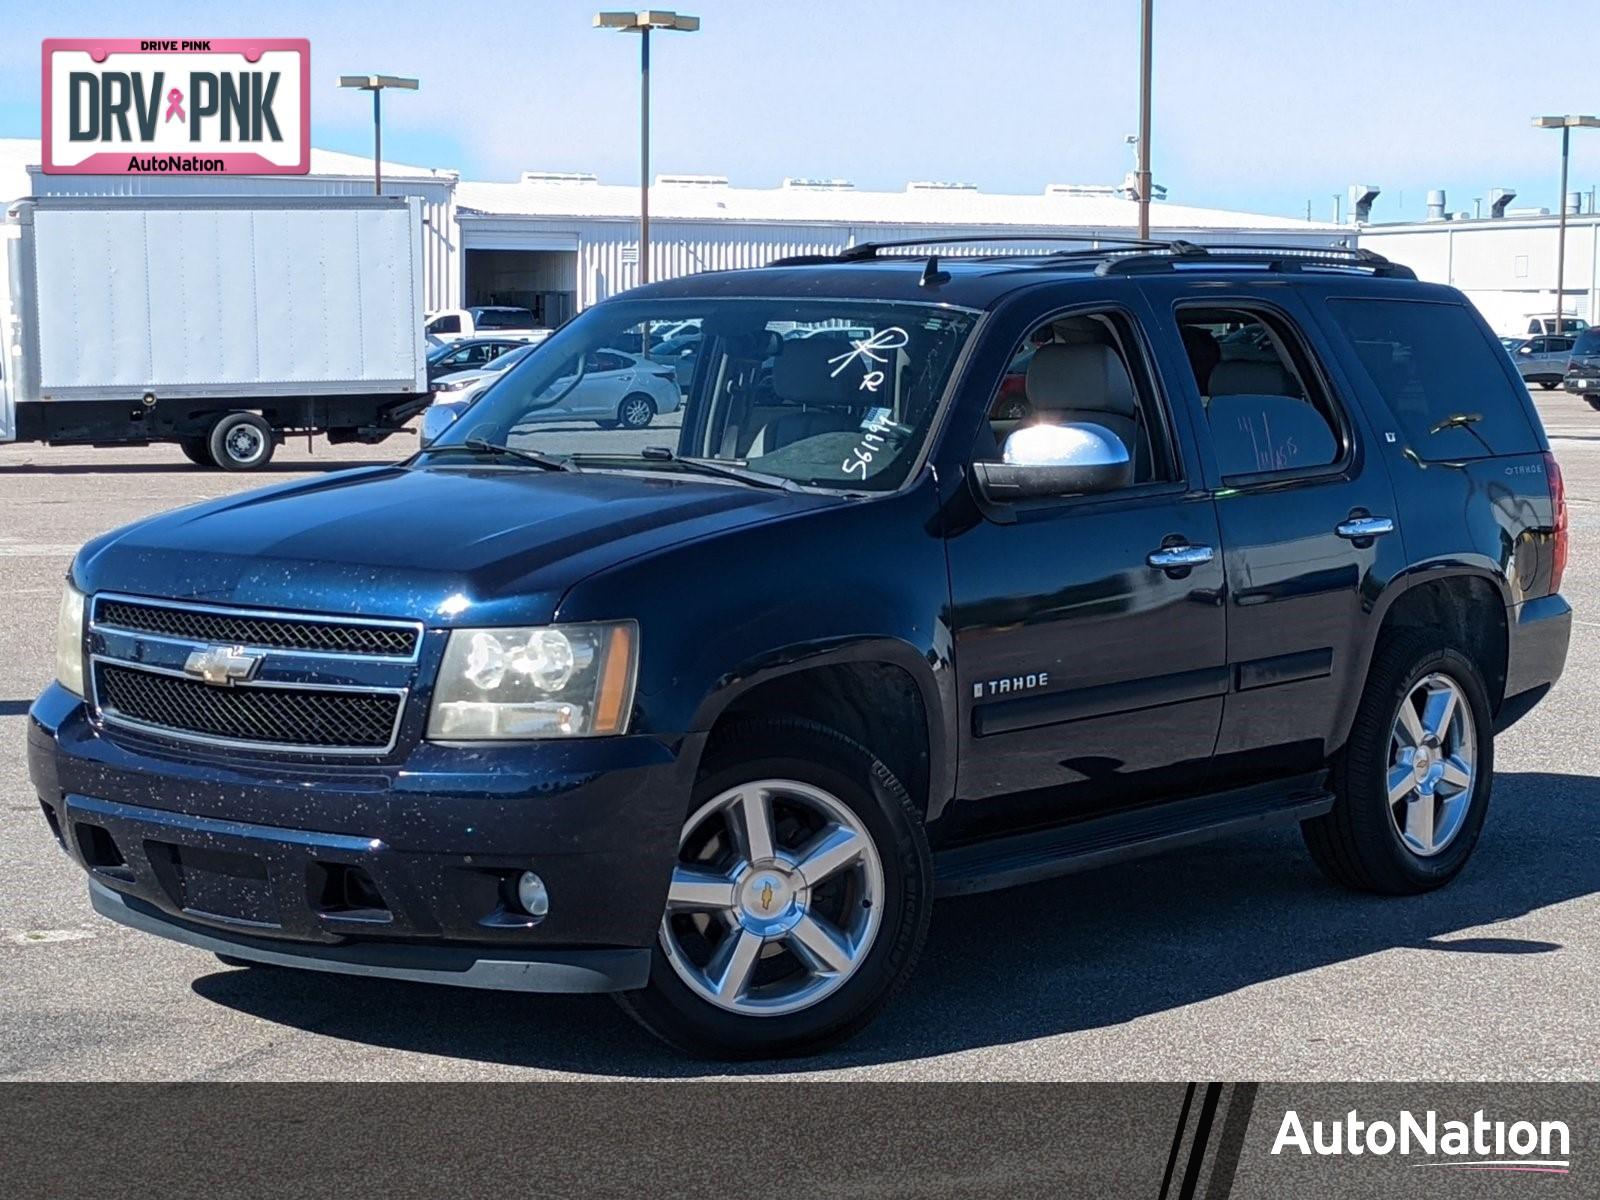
left=178, top=436, right=214, bottom=467
left=1302, top=629, right=1494, bottom=895
left=207, top=412, right=276, bottom=472
left=1539, top=379, right=1559, bottom=390
left=616, top=393, right=656, bottom=430
left=614, top=718, right=933, bottom=1059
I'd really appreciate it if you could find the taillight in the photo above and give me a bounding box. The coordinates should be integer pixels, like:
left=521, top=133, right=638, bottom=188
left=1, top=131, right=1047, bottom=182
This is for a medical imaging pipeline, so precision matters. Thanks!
left=1545, top=451, right=1569, bottom=593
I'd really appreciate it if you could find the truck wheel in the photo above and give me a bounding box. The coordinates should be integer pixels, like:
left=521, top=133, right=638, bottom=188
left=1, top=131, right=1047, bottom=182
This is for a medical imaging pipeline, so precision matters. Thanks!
left=1302, top=630, right=1493, bottom=895
left=615, top=718, right=932, bottom=1059
left=617, top=393, right=656, bottom=430
left=178, top=437, right=214, bottom=467
left=208, top=413, right=276, bottom=471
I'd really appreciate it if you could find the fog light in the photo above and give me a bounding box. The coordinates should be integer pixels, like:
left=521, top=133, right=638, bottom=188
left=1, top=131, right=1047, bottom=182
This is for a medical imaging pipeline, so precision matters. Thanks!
left=516, top=871, right=550, bottom=918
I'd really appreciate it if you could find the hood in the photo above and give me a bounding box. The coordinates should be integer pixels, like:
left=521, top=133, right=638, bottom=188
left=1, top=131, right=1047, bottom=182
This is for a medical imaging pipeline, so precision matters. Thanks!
left=75, top=464, right=839, bottom=625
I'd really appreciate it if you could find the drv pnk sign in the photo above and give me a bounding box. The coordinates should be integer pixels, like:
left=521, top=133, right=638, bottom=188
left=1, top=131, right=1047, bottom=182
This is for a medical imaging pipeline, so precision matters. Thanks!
left=42, top=39, right=310, bottom=175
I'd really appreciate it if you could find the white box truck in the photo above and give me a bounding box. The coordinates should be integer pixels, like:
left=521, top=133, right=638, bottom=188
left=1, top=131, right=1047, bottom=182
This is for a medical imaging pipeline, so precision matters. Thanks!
left=0, top=195, right=430, bottom=470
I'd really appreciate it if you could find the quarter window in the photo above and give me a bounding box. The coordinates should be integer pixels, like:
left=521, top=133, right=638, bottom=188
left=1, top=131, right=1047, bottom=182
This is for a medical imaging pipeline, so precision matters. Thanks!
left=1326, top=298, right=1542, bottom=461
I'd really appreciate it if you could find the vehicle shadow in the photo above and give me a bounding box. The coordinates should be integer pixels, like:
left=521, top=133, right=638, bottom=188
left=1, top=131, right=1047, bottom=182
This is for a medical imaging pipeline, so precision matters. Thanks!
left=191, top=770, right=1600, bottom=1076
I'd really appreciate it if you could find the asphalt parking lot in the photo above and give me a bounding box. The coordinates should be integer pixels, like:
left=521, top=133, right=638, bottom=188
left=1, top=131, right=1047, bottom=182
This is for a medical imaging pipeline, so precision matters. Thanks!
left=2, top=390, right=1598, bottom=1082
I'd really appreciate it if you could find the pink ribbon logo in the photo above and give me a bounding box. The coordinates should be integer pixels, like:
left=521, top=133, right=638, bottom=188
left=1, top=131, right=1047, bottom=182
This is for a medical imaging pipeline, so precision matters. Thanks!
left=164, top=88, right=185, bottom=123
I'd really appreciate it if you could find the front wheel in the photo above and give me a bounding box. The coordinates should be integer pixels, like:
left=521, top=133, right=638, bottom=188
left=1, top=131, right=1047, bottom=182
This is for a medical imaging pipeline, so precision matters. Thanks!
left=616, top=393, right=656, bottom=430
left=207, top=412, right=276, bottom=471
left=615, top=719, right=932, bottom=1059
left=1302, top=630, right=1493, bottom=894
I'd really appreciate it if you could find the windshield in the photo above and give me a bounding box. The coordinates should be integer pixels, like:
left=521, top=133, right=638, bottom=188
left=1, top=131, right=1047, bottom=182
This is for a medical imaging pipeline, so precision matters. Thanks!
left=425, top=297, right=979, bottom=491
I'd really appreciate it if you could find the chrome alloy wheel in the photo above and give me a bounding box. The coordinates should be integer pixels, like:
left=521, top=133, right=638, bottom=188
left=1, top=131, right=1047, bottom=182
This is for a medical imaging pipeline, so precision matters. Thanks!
left=1388, top=672, right=1476, bottom=857
left=660, top=779, right=884, bottom=1017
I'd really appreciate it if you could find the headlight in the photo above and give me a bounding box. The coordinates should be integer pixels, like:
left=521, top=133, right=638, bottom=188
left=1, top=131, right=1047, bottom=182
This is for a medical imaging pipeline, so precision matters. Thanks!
left=55, top=580, right=86, bottom=698
left=427, top=621, right=638, bottom=740
left=435, top=378, right=471, bottom=392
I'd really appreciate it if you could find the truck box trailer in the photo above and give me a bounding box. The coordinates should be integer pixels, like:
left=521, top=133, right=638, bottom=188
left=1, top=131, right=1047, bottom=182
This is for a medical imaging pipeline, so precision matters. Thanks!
left=0, top=195, right=430, bottom=469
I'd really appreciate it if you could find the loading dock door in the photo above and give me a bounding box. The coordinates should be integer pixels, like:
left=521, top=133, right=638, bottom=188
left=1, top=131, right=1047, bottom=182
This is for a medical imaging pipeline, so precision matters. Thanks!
left=462, top=247, right=579, bottom=329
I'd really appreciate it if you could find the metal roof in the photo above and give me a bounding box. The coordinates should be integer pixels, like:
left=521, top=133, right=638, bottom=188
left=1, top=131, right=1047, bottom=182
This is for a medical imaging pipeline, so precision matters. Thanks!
left=455, top=174, right=1342, bottom=233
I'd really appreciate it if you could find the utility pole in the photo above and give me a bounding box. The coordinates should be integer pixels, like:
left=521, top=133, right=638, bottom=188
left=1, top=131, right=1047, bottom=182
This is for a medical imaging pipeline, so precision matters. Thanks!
left=1136, top=0, right=1154, bottom=239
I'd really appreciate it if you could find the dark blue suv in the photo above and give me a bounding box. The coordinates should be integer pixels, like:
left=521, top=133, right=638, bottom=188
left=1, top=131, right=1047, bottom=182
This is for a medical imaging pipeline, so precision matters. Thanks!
left=29, top=240, right=1571, bottom=1058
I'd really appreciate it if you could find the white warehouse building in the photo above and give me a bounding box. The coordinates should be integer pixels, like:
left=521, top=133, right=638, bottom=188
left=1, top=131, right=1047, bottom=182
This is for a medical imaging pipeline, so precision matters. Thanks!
left=1357, top=206, right=1600, bottom=337
left=0, top=138, right=1346, bottom=324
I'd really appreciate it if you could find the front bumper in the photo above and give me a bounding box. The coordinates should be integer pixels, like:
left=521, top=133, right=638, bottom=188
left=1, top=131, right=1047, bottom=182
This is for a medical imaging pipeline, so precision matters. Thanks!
left=28, top=683, right=703, bottom=992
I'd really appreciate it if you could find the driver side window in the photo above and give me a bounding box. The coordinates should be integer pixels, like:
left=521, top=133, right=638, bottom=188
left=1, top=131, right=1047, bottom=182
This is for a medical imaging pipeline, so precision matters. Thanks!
left=980, top=309, right=1176, bottom=486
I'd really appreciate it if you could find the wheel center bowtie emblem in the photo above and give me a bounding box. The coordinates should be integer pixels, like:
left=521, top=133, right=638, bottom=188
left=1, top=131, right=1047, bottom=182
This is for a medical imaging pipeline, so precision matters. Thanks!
left=759, top=881, right=775, bottom=912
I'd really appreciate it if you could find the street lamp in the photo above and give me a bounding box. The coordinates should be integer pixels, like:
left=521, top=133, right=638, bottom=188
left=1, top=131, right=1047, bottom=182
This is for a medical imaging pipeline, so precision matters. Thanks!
left=1532, top=115, right=1600, bottom=335
left=594, top=10, right=701, bottom=286
left=338, top=74, right=419, bottom=195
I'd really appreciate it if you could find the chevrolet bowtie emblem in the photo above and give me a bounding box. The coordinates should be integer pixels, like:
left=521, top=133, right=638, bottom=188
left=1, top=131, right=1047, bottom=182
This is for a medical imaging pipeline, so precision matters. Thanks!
left=759, top=881, right=775, bottom=912
left=183, top=645, right=264, bottom=687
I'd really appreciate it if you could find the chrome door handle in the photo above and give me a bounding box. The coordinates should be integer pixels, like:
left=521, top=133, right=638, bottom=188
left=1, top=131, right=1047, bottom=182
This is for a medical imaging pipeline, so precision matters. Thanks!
left=1336, top=516, right=1395, bottom=540
left=1147, top=544, right=1215, bottom=569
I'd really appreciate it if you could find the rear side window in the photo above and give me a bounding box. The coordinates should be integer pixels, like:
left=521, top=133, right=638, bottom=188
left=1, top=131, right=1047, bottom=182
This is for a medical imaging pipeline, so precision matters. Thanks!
left=1575, top=329, right=1600, bottom=356
left=475, top=308, right=534, bottom=329
left=427, top=314, right=461, bottom=335
left=1326, top=299, right=1541, bottom=461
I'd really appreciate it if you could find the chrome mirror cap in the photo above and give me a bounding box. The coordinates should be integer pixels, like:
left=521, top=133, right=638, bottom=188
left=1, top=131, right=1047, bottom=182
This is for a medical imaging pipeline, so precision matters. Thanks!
left=1002, top=421, right=1130, bottom=469
left=420, top=403, right=463, bottom=447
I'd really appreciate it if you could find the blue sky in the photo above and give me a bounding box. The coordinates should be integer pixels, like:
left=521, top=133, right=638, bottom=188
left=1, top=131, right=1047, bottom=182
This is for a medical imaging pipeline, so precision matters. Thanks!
left=6, top=0, right=1597, bottom=222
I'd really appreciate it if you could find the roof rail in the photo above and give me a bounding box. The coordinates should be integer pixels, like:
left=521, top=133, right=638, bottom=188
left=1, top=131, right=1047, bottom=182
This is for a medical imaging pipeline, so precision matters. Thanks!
left=1095, top=243, right=1415, bottom=279
left=767, top=233, right=1177, bottom=267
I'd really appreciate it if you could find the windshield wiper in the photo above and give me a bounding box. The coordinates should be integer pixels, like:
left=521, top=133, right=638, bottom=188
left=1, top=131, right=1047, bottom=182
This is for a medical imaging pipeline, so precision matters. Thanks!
left=433, top=438, right=578, bottom=472
left=575, top=446, right=798, bottom=491
left=1428, top=412, right=1483, bottom=435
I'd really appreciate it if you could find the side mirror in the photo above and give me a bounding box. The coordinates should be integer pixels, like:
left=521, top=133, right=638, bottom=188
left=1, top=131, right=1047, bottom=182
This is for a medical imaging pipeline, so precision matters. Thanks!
left=419, top=402, right=463, bottom=447
left=972, top=422, right=1133, bottom=503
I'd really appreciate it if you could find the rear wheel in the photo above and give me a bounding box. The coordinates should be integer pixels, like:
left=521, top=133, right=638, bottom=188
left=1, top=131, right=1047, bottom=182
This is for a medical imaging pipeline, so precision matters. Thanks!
left=615, top=719, right=932, bottom=1059
left=207, top=412, right=276, bottom=471
left=1302, top=630, right=1493, bottom=894
left=178, top=436, right=213, bottom=467
left=1539, top=379, right=1559, bottom=390
left=617, top=393, right=656, bottom=430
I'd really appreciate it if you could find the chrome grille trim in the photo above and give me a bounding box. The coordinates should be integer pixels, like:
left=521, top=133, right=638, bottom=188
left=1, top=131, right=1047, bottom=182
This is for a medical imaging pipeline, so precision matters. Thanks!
left=89, top=656, right=408, bottom=757
left=90, top=592, right=423, bottom=662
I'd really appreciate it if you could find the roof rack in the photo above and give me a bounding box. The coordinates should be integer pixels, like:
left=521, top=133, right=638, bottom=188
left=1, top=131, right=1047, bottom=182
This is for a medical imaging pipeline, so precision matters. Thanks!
left=1094, top=243, right=1415, bottom=279
left=767, top=233, right=1179, bottom=267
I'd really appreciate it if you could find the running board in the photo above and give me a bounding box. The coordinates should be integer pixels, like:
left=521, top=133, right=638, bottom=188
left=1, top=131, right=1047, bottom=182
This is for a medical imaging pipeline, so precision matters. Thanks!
left=933, top=778, right=1334, bottom=898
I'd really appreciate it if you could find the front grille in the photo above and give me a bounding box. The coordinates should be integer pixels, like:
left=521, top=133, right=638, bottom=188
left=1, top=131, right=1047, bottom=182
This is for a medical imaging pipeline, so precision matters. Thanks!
left=95, top=598, right=419, bottom=659
left=96, top=664, right=402, bottom=752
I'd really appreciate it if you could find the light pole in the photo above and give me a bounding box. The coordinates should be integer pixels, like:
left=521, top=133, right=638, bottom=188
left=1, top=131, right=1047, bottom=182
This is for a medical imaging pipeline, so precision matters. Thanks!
left=1135, top=0, right=1153, bottom=239
left=594, top=10, right=700, bottom=286
left=338, top=74, right=419, bottom=195
left=1533, top=115, right=1599, bottom=335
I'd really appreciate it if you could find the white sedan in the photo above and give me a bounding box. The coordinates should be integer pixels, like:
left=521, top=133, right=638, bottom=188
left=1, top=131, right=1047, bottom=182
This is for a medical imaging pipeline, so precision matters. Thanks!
left=429, top=347, right=682, bottom=430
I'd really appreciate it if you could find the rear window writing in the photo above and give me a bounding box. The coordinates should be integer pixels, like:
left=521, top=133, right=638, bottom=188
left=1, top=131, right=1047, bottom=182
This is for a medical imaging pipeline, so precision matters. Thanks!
left=1326, top=299, right=1541, bottom=461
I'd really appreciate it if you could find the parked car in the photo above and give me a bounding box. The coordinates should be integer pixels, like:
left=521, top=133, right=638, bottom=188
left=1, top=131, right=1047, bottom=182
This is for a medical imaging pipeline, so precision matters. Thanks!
left=1563, top=327, right=1600, bottom=406
left=31, top=241, right=1570, bottom=1060
left=425, top=306, right=550, bottom=342
left=1510, top=334, right=1578, bottom=389
left=1520, top=314, right=1589, bottom=337
left=431, top=346, right=679, bottom=430
left=426, top=337, right=531, bottom=384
